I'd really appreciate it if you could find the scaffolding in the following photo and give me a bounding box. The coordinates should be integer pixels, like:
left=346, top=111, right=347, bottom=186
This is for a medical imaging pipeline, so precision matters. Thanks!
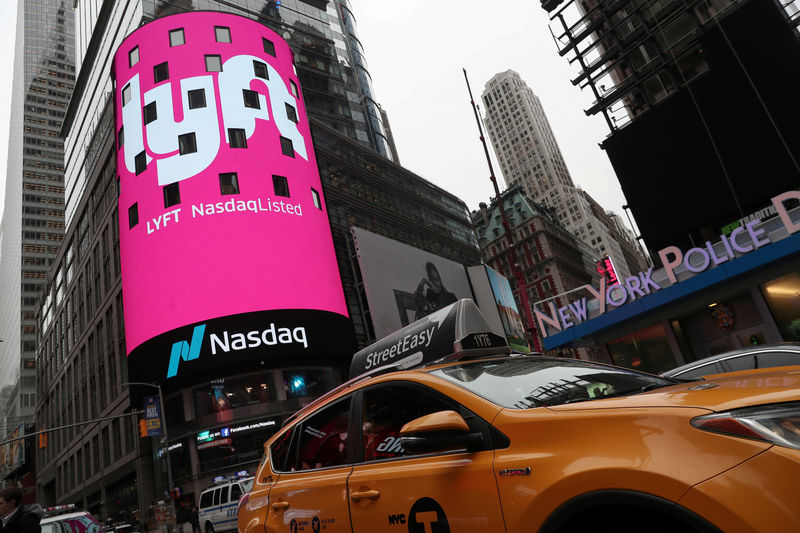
left=544, top=0, right=760, bottom=132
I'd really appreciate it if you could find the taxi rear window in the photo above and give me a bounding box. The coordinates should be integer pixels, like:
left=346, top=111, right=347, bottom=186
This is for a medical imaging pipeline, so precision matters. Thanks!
left=430, top=357, right=672, bottom=408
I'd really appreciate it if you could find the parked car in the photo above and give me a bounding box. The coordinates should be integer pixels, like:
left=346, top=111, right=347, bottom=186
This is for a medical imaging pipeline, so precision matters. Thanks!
left=41, top=510, right=105, bottom=533
left=198, top=475, right=254, bottom=533
left=237, top=300, right=800, bottom=533
left=661, top=344, right=800, bottom=379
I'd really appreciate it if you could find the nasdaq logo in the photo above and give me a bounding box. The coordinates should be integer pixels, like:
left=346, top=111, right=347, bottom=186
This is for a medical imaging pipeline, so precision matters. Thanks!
left=167, top=324, right=206, bottom=379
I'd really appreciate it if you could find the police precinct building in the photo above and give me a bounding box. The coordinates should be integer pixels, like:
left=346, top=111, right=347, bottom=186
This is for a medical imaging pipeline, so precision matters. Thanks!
left=536, top=190, right=800, bottom=375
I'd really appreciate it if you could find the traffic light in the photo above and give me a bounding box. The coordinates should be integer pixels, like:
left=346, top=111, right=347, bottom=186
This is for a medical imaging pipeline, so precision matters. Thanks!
left=139, top=419, right=149, bottom=438
left=38, top=432, right=48, bottom=449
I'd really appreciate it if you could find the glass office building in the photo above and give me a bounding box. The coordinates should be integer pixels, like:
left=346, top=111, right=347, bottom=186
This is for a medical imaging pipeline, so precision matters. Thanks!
left=65, top=0, right=394, bottom=228
left=145, top=0, right=393, bottom=158
left=35, top=0, right=476, bottom=520
left=0, top=0, right=74, bottom=455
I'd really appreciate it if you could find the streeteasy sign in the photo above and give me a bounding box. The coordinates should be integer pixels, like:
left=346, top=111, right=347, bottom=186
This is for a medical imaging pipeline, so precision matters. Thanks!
left=348, top=299, right=509, bottom=379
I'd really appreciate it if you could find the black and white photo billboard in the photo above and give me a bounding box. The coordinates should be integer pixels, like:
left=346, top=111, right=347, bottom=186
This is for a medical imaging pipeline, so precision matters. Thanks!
left=351, top=227, right=475, bottom=338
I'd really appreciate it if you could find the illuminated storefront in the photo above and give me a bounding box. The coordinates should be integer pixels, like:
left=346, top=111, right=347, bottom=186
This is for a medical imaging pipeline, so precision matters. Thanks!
left=540, top=191, right=800, bottom=373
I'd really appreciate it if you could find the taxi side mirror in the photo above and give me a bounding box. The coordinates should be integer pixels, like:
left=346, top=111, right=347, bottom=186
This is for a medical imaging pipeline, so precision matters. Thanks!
left=399, top=410, right=484, bottom=454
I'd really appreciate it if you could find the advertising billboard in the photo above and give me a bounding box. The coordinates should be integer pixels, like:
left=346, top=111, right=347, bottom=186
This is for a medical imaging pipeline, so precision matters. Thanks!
left=143, top=396, right=163, bottom=437
left=0, top=424, right=25, bottom=475
left=351, top=227, right=475, bottom=338
left=483, top=266, right=529, bottom=352
left=113, top=13, right=351, bottom=388
left=467, top=265, right=530, bottom=352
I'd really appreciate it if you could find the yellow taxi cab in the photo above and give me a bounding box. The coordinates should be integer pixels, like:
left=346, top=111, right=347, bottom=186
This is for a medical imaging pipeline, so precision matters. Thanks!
left=237, top=300, right=800, bottom=533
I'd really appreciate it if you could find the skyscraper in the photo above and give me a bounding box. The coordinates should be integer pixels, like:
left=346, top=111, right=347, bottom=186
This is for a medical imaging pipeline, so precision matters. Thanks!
left=34, top=0, right=479, bottom=515
left=0, top=0, right=75, bottom=434
left=64, top=0, right=393, bottom=228
left=481, top=70, right=641, bottom=281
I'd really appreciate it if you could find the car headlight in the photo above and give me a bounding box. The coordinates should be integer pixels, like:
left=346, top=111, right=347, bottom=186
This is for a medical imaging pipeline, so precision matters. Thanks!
left=691, top=402, right=800, bottom=449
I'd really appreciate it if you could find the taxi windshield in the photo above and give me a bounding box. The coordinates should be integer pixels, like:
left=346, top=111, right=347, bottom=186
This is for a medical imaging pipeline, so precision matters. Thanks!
left=430, top=356, right=674, bottom=408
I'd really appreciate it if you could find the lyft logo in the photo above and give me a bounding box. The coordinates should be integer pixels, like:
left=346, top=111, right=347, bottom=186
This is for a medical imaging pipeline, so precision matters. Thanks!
left=167, top=324, right=206, bottom=379
left=120, top=54, right=307, bottom=186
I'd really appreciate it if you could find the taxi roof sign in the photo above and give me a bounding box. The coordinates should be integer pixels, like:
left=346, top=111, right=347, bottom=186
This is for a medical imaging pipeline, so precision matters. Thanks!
left=348, top=299, right=509, bottom=379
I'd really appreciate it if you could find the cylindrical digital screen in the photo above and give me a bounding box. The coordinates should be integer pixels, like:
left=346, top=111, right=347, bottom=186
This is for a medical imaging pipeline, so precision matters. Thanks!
left=113, top=12, right=351, bottom=388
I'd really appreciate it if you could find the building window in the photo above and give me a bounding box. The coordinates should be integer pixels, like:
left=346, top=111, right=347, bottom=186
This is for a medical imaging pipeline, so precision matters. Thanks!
left=290, top=80, right=299, bottom=98
left=143, top=102, right=157, bottom=125
left=153, top=61, right=169, bottom=83
left=117, top=127, right=124, bottom=148
left=134, top=151, right=147, bottom=175
left=285, top=103, right=298, bottom=123
left=280, top=137, right=294, bottom=157
left=228, top=128, right=247, bottom=148
left=253, top=60, right=268, bottom=80
left=263, top=37, right=275, bottom=56
left=188, top=89, right=206, bottom=109
left=243, top=89, right=260, bottom=109
left=178, top=132, right=197, bottom=155
left=128, top=46, right=139, bottom=67
left=215, top=26, right=231, bottom=43
left=128, top=204, right=138, bottom=229
left=205, top=55, right=222, bottom=72
left=219, top=173, right=239, bottom=195
left=311, top=188, right=321, bottom=210
left=122, top=85, right=131, bottom=106
left=163, top=183, right=181, bottom=208
left=169, top=28, right=185, bottom=46
left=273, top=175, right=289, bottom=197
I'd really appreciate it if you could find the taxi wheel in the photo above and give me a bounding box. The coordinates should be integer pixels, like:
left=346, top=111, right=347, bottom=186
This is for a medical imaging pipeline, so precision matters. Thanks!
left=599, top=513, right=689, bottom=533
left=595, top=511, right=699, bottom=533
left=556, top=507, right=697, bottom=533
left=205, top=523, right=215, bottom=533
left=604, top=525, right=675, bottom=533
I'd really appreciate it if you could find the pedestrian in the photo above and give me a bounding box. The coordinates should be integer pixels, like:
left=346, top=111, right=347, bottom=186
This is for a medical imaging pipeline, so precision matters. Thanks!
left=0, top=487, right=42, bottom=533
left=188, top=506, right=200, bottom=533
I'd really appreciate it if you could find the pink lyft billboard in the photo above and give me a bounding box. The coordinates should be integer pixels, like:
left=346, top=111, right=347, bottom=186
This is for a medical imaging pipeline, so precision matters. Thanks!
left=114, top=12, right=351, bottom=388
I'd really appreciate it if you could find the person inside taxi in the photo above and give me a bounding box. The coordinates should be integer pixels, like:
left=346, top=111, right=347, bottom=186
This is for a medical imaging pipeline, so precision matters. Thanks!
left=363, top=404, right=405, bottom=461
left=299, top=413, right=349, bottom=470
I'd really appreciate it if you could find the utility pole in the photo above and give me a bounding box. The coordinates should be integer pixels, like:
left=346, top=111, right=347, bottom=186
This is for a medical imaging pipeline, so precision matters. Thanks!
left=122, top=381, right=175, bottom=527
left=464, top=69, right=543, bottom=353
left=0, top=411, right=145, bottom=446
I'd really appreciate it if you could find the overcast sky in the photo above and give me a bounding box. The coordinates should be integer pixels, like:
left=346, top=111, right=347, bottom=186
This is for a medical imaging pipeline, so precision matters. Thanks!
left=0, top=0, right=631, bottom=225
left=0, top=0, right=15, bottom=224
left=349, top=0, right=628, bottom=218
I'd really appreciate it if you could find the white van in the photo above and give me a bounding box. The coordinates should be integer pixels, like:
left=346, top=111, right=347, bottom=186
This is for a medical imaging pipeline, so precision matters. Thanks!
left=197, top=477, right=254, bottom=533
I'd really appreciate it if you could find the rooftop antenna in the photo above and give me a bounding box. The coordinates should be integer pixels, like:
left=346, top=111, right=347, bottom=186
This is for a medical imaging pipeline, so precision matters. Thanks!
left=463, top=68, right=543, bottom=353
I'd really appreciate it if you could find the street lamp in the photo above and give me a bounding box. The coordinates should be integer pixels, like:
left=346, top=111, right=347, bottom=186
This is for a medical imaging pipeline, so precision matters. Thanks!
left=122, top=382, right=175, bottom=513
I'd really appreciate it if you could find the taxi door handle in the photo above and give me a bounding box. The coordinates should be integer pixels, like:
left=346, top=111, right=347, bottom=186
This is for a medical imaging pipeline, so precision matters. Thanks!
left=270, top=501, right=289, bottom=511
left=350, top=489, right=380, bottom=502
